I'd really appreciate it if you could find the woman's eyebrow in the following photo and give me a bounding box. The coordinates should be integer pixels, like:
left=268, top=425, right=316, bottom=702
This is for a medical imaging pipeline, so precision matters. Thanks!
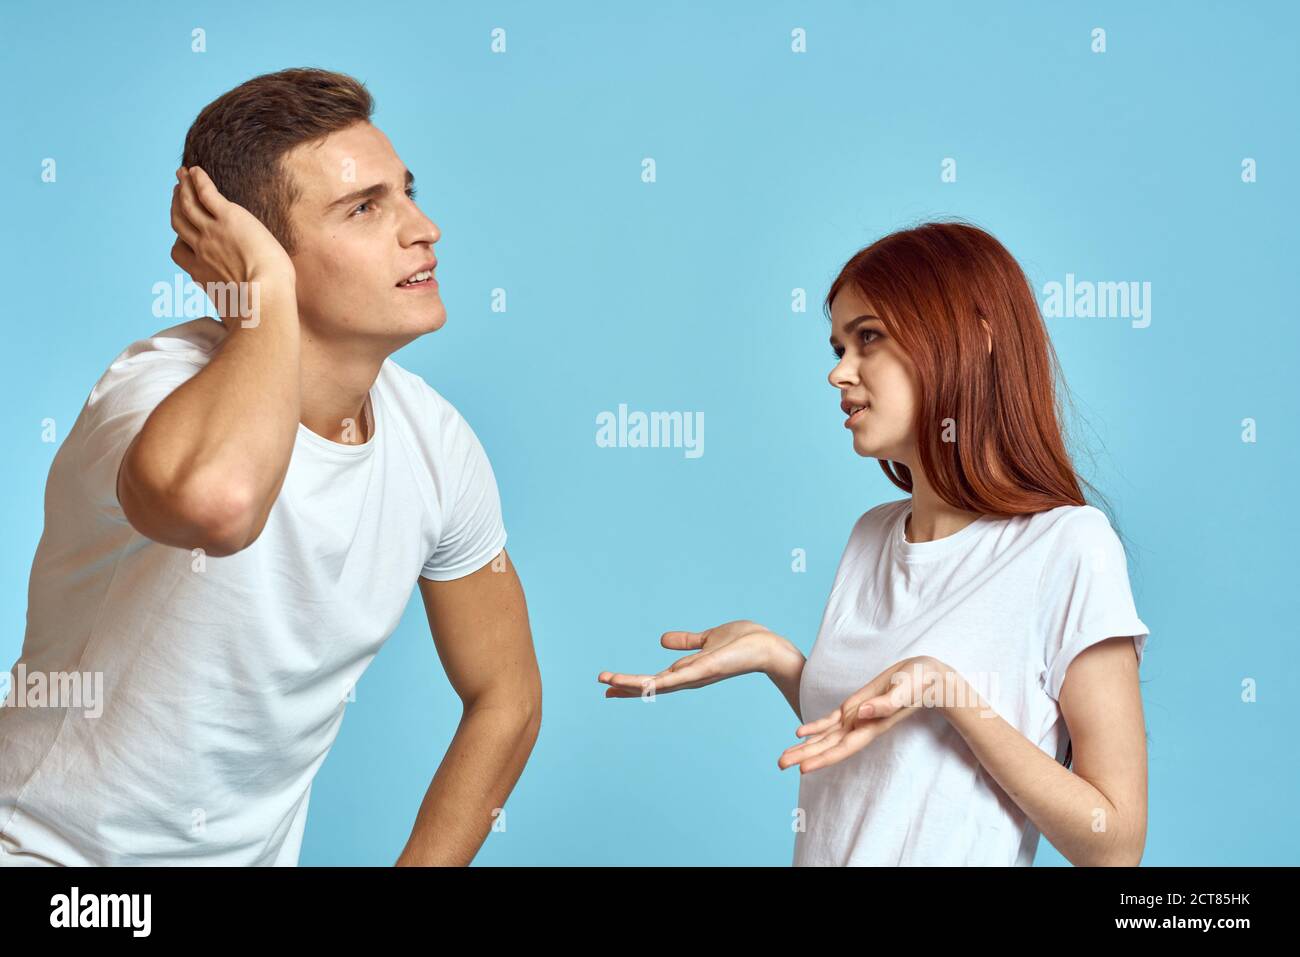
left=829, top=313, right=879, bottom=348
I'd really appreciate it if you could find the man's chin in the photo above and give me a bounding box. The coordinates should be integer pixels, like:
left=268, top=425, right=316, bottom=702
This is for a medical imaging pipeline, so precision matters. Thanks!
left=396, top=302, right=447, bottom=338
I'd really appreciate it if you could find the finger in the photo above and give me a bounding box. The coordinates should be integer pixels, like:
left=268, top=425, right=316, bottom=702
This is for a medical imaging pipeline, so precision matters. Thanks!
left=627, top=663, right=712, bottom=694
left=185, top=165, right=227, bottom=219
left=779, top=726, right=837, bottom=764
left=598, top=671, right=683, bottom=694
left=665, top=651, right=707, bottom=672
left=176, top=167, right=215, bottom=227
left=795, top=726, right=837, bottom=748
left=170, top=185, right=199, bottom=248
left=839, top=663, right=917, bottom=717
left=856, top=692, right=902, bottom=719
left=661, top=630, right=705, bottom=651
left=778, top=728, right=846, bottom=768
left=862, top=667, right=930, bottom=719
left=604, top=687, right=640, bottom=698
left=597, top=672, right=657, bottom=690
left=170, top=238, right=196, bottom=274
left=840, top=682, right=888, bottom=718
left=785, top=722, right=878, bottom=769
left=792, top=727, right=876, bottom=773
left=795, top=707, right=842, bottom=738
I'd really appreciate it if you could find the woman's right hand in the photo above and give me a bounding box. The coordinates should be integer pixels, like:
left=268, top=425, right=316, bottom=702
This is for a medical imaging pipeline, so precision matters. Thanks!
left=169, top=165, right=297, bottom=323
left=598, top=620, right=792, bottom=697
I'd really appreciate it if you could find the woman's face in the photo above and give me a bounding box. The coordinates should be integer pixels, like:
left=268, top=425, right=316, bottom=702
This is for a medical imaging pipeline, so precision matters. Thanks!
left=827, top=286, right=919, bottom=465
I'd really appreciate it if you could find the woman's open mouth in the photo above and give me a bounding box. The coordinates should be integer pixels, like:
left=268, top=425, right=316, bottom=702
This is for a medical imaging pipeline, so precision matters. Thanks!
left=844, top=405, right=868, bottom=428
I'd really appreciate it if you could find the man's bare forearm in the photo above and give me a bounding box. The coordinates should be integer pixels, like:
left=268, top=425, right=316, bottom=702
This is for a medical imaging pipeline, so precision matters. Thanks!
left=120, top=279, right=301, bottom=553
left=395, top=699, right=541, bottom=866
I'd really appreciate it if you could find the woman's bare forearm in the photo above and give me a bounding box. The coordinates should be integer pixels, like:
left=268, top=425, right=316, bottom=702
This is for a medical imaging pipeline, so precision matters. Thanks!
left=942, top=676, right=1143, bottom=866
left=765, top=639, right=806, bottom=722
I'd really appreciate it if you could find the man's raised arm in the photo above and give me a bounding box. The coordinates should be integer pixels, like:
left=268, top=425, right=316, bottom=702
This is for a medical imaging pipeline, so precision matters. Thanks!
left=118, top=165, right=300, bottom=557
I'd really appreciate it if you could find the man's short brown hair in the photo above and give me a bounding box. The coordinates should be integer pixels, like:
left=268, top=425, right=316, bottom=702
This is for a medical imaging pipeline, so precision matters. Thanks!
left=181, top=67, right=374, bottom=255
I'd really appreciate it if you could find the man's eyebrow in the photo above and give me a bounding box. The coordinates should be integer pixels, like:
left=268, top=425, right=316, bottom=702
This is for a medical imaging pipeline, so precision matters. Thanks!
left=829, top=313, right=879, bottom=348
left=324, top=169, right=415, bottom=213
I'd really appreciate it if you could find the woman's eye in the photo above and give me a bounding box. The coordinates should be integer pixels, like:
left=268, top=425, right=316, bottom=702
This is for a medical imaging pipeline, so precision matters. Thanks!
left=832, top=330, right=880, bottom=359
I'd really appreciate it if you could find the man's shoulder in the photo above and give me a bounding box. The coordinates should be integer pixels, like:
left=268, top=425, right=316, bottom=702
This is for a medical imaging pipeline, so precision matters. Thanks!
left=378, top=357, right=464, bottom=422
left=88, top=318, right=224, bottom=403
left=118, top=317, right=226, bottom=361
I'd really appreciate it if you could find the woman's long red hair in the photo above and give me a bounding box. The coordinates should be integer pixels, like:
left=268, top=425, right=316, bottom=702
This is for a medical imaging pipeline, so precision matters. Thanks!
left=826, top=220, right=1134, bottom=769
left=825, top=219, right=1114, bottom=520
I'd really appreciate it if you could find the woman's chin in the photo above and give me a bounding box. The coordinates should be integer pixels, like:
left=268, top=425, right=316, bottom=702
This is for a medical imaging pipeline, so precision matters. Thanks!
left=851, top=433, right=894, bottom=461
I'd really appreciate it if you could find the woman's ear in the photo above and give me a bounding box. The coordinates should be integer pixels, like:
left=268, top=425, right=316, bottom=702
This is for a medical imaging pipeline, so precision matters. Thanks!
left=980, top=317, right=992, bottom=356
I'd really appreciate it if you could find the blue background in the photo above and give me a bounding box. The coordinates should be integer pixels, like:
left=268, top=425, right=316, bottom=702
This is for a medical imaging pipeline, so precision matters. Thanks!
left=1, top=0, right=1296, bottom=865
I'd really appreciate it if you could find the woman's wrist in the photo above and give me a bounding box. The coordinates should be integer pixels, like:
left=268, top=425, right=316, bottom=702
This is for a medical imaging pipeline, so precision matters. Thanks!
left=764, top=636, right=806, bottom=719
left=763, top=635, right=805, bottom=683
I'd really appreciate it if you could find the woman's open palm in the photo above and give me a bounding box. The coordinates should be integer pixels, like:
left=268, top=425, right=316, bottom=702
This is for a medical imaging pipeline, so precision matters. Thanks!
left=598, top=620, right=782, bottom=698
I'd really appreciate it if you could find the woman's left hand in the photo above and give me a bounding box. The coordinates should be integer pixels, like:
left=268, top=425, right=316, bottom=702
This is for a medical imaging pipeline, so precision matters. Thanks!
left=778, top=655, right=955, bottom=774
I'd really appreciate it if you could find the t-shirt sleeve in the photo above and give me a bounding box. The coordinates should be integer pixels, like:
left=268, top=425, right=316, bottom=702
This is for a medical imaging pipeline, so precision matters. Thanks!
left=75, top=347, right=207, bottom=524
left=419, top=399, right=508, bottom=581
left=1037, top=507, right=1150, bottom=701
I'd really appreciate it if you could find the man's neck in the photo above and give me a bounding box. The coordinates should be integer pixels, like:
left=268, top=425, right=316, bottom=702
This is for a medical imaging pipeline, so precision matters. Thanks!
left=299, top=335, right=384, bottom=445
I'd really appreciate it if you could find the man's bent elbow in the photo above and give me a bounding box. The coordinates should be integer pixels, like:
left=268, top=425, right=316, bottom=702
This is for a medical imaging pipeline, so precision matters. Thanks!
left=180, top=478, right=263, bottom=557
left=123, top=467, right=262, bottom=558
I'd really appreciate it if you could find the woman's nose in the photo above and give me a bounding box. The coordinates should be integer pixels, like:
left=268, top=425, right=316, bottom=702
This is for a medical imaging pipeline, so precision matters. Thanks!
left=828, top=357, right=856, bottom=388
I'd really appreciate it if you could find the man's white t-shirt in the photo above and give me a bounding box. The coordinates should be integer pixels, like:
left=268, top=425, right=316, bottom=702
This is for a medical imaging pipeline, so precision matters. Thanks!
left=793, top=498, right=1150, bottom=866
left=0, top=318, right=507, bottom=866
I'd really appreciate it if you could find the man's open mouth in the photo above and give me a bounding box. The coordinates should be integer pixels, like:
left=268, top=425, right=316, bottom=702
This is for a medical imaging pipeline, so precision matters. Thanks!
left=397, top=268, right=436, bottom=288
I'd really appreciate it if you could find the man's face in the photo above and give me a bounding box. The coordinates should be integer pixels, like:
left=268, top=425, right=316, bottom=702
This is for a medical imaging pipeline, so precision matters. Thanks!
left=281, top=121, right=443, bottom=350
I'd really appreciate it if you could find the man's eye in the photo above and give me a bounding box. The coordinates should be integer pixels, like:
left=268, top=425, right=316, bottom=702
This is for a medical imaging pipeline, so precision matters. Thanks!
left=351, top=188, right=417, bottom=218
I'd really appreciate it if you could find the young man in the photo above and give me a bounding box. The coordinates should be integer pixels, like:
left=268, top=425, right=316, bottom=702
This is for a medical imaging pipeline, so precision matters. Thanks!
left=0, top=68, right=541, bottom=866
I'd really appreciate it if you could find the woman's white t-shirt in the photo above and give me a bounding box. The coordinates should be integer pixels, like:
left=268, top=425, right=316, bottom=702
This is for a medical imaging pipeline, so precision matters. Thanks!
left=793, top=498, right=1149, bottom=866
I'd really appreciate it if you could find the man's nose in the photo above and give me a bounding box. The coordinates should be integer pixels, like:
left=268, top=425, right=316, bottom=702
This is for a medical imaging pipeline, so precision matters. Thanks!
left=403, top=203, right=439, bottom=246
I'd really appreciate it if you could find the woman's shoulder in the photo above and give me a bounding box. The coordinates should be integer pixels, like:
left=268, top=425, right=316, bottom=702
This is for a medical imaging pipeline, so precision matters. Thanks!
left=1029, top=503, right=1116, bottom=538
left=843, top=498, right=909, bottom=542
left=855, top=497, right=909, bottom=526
left=1026, top=503, right=1128, bottom=573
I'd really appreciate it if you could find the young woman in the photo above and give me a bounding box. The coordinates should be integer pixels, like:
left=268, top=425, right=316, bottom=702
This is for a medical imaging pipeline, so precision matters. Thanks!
left=598, top=221, right=1151, bottom=866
